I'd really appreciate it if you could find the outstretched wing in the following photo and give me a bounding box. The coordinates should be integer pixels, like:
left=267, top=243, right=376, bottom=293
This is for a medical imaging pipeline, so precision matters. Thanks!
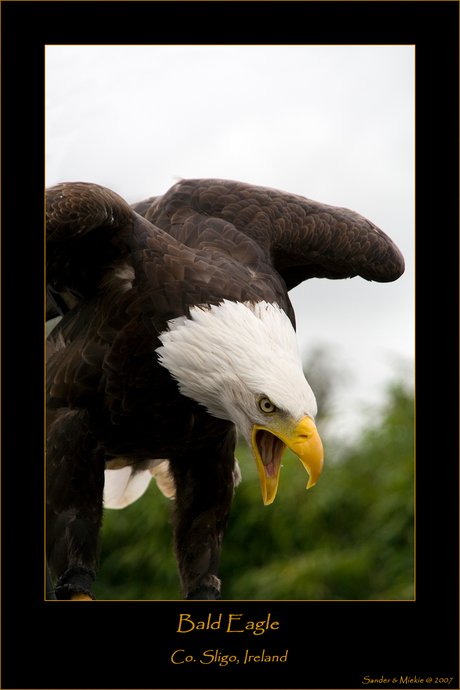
left=135, top=178, right=405, bottom=290
left=46, top=178, right=405, bottom=334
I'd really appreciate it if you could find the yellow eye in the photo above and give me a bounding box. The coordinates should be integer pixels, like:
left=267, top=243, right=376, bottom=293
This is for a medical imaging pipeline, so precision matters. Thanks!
left=258, top=397, right=276, bottom=414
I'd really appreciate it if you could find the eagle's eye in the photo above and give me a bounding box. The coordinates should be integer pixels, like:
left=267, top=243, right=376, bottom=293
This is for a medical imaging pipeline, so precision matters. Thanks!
left=258, top=397, right=277, bottom=414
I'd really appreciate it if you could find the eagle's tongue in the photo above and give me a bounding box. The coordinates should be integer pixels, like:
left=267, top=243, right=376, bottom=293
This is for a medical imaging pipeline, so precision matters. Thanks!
left=256, top=430, right=286, bottom=470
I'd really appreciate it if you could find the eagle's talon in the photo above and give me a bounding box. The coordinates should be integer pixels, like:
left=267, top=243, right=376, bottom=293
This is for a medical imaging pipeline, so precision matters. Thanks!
left=186, top=584, right=222, bottom=600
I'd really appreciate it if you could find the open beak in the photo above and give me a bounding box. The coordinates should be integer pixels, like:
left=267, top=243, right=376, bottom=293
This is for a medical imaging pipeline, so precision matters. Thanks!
left=252, top=416, right=324, bottom=505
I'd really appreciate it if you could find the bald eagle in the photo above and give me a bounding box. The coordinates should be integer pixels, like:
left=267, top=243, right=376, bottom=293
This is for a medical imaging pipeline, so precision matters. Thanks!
left=46, top=178, right=404, bottom=600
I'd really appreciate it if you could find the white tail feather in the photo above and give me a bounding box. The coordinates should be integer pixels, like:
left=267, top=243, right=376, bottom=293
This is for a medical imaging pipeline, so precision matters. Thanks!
left=104, top=460, right=176, bottom=508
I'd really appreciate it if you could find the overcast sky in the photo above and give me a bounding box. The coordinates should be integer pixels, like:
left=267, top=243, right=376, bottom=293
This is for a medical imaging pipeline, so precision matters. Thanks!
left=46, top=45, right=414, bottom=441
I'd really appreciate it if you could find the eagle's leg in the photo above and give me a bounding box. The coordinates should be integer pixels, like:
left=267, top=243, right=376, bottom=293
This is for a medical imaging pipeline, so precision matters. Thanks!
left=46, top=409, right=105, bottom=600
left=170, top=435, right=237, bottom=600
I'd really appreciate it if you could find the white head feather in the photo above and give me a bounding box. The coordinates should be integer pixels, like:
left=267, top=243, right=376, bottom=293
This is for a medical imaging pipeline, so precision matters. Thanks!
left=156, top=300, right=317, bottom=440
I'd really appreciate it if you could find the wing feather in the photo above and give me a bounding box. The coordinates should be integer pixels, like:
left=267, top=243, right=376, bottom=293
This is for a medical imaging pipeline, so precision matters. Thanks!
left=139, top=178, right=405, bottom=290
left=47, top=178, right=404, bottom=316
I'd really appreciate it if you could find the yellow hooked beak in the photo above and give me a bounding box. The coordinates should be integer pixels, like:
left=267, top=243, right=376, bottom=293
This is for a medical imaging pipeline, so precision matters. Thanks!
left=252, top=416, right=324, bottom=505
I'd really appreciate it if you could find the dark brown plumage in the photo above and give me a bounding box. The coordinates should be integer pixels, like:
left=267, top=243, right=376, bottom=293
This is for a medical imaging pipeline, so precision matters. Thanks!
left=46, top=178, right=404, bottom=600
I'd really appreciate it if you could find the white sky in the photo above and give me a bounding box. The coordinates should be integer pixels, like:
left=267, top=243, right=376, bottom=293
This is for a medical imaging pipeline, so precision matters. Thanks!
left=46, top=45, right=414, bottom=442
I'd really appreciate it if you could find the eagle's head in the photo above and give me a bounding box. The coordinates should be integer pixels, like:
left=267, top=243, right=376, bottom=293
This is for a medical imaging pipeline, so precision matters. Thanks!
left=156, top=300, right=324, bottom=505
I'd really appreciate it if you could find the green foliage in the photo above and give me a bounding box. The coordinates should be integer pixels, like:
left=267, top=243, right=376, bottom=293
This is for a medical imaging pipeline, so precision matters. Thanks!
left=94, top=377, right=414, bottom=600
